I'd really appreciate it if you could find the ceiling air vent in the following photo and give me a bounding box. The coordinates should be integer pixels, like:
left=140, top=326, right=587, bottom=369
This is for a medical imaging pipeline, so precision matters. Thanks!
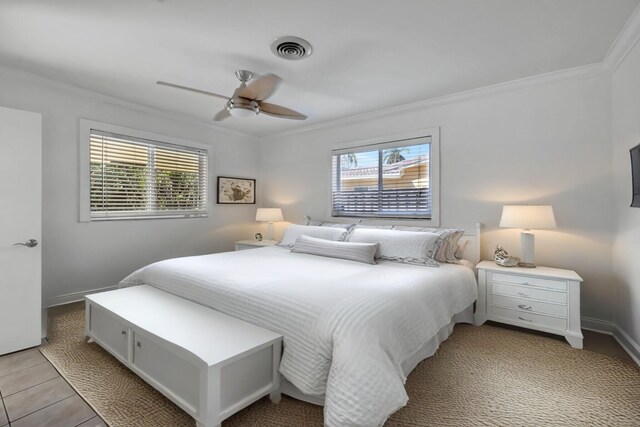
left=271, top=36, right=312, bottom=61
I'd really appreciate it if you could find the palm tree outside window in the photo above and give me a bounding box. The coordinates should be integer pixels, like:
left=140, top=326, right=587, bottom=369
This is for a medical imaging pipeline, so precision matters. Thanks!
left=331, top=140, right=431, bottom=218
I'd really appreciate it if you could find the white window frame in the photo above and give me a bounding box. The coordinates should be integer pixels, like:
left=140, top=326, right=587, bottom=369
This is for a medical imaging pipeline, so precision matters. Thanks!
left=330, top=127, right=440, bottom=226
left=79, top=119, right=212, bottom=222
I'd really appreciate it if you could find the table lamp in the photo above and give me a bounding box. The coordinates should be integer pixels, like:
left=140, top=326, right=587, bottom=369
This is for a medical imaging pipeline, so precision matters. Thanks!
left=499, top=205, right=556, bottom=268
left=256, top=208, right=283, bottom=242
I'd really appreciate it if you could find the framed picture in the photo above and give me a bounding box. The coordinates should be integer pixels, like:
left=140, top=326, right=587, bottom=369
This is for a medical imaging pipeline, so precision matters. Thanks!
left=217, top=176, right=256, bottom=204
left=631, top=143, right=640, bottom=207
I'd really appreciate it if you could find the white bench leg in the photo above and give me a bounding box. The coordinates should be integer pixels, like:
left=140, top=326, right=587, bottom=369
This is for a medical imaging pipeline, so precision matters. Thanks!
left=196, top=422, right=220, bottom=427
left=270, top=389, right=281, bottom=404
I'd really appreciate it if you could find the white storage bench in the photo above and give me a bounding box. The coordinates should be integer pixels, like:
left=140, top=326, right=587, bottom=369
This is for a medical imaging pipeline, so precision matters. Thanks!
left=85, top=285, right=283, bottom=427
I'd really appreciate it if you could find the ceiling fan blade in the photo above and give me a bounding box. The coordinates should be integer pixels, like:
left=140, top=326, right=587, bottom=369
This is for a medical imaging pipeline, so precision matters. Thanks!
left=259, top=102, right=307, bottom=120
left=157, top=81, right=228, bottom=100
left=213, top=109, right=231, bottom=121
left=236, top=74, right=282, bottom=101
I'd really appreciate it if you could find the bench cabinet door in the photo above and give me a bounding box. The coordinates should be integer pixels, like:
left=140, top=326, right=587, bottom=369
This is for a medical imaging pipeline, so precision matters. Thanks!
left=88, top=304, right=129, bottom=362
left=132, top=331, right=200, bottom=413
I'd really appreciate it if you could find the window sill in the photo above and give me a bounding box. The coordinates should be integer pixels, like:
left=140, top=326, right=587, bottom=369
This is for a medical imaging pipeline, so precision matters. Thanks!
left=84, top=213, right=208, bottom=222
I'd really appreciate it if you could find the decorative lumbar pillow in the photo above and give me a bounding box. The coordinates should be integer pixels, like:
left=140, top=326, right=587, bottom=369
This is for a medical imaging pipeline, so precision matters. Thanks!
left=347, top=228, right=441, bottom=267
left=279, top=224, right=349, bottom=248
left=291, top=235, right=378, bottom=264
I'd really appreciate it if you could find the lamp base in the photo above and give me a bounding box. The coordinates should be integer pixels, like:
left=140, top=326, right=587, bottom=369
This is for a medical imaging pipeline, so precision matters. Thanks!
left=266, top=222, right=275, bottom=241
left=517, top=262, right=536, bottom=268
left=520, top=230, right=536, bottom=267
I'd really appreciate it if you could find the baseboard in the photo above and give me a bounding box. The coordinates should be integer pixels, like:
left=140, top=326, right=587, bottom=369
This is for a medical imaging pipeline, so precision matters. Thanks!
left=46, top=285, right=119, bottom=308
left=613, top=326, right=640, bottom=367
left=581, top=316, right=616, bottom=334
left=581, top=316, right=640, bottom=367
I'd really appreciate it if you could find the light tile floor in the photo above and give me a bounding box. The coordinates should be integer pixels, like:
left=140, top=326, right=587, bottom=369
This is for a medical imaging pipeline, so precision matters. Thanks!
left=0, top=346, right=106, bottom=427
left=0, top=306, right=634, bottom=426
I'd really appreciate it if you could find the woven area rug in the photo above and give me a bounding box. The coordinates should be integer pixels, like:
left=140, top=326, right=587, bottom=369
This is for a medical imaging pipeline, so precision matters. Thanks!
left=40, top=303, right=640, bottom=426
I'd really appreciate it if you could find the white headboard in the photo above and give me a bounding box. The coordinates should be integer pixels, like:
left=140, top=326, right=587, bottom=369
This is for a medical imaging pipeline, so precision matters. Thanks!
left=460, top=222, right=482, bottom=265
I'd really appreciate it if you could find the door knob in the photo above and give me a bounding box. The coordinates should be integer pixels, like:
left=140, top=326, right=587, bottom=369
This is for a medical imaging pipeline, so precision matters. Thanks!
left=13, top=239, right=38, bottom=248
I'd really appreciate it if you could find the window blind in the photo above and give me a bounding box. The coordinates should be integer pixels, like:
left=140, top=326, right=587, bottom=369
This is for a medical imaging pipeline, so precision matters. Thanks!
left=89, top=130, right=208, bottom=219
left=331, top=137, right=431, bottom=218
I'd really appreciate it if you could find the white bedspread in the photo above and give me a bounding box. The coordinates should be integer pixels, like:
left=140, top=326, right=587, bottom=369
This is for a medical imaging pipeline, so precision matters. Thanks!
left=119, top=246, right=477, bottom=427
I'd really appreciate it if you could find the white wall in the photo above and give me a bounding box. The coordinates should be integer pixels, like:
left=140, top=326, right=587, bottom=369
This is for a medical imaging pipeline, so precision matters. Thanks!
left=0, top=68, right=260, bottom=304
left=0, top=60, right=625, bottom=329
left=612, top=41, right=640, bottom=347
left=260, top=73, right=615, bottom=322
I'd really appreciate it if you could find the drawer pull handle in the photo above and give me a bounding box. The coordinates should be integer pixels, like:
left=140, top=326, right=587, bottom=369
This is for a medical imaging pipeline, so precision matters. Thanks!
left=121, top=330, right=126, bottom=336
left=521, top=282, right=529, bottom=286
left=136, top=341, right=142, bottom=348
left=518, top=316, right=532, bottom=322
left=517, top=292, right=529, bottom=298
left=517, top=304, right=532, bottom=311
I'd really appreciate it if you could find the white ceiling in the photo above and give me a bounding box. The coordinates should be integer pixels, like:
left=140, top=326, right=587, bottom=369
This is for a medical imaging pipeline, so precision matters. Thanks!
left=0, top=0, right=638, bottom=136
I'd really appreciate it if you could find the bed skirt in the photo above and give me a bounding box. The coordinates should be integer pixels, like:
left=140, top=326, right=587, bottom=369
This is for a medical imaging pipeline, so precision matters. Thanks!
left=280, top=303, right=475, bottom=406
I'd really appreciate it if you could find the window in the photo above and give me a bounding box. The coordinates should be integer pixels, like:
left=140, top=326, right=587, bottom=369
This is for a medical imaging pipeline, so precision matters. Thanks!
left=331, top=129, right=439, bottom=221
left=80, top=122, right=208, bottom=221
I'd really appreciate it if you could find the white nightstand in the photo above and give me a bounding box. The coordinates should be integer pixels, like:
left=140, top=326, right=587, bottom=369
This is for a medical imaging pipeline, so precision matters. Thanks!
left=234, top=240, right=278, bottom=251
left=474, top=260, right=584, bottom=349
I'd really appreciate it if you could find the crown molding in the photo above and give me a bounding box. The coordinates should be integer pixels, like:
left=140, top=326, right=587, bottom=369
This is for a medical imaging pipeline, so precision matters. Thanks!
left=0, top=64, right=258, bottom=141
left=602, top=3, right=640, bottom=72
left=268, top=62, right=606, bottom=139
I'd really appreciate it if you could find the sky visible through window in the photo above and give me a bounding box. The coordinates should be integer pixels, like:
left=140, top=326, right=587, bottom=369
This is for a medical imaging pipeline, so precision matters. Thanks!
left=343, top=144, right=428, bottom=168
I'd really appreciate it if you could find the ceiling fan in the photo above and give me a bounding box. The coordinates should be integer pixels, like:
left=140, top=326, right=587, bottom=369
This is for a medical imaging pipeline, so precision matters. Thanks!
left=157, top=70, right=307, bottom=121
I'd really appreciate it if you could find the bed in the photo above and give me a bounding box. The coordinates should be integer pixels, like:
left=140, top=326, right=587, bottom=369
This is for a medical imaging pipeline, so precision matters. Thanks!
left=119, top=224, right=481, bottom=427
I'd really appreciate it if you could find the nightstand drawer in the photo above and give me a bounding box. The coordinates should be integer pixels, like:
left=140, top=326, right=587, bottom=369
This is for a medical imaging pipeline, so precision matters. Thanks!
left=492, top=272, right=567, bottom=291
left=491, top=282, right=567, bottom=304
left=489, top=306, right=567, bottom=331
left=491, top=294, right=567, bottom=317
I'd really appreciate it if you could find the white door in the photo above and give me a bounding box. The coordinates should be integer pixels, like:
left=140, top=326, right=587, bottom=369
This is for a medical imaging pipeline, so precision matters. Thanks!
left=0, top=106, right=42, bottom=355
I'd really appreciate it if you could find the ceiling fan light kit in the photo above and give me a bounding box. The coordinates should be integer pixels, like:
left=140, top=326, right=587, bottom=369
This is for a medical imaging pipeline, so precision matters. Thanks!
left=226, top=98, right=259, bottom=118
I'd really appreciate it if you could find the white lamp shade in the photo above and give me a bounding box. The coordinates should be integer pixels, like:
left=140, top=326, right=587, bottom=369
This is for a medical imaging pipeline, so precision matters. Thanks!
left=499, top=205, right=557, bottom=229
left=255, top=208, right=283, bottom=222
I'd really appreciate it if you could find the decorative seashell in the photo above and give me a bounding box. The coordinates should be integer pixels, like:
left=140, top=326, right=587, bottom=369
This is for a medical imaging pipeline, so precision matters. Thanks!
left=494, top=245, right=520, bottom=267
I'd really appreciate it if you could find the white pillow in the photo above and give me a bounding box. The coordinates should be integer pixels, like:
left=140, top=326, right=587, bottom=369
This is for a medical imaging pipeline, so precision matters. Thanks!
left=393, top=226, right=464, bottom=264
left=291, top=235, right=378, bottom=264
left=303, top=216, right=357, bottom=230
left=455, top=239, right=470, bottom=260
left=279, top=224, right=348, bottom=248
left=348, top=228, right=441, bottom=267
left=354, top=223, right=394, bottom=229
